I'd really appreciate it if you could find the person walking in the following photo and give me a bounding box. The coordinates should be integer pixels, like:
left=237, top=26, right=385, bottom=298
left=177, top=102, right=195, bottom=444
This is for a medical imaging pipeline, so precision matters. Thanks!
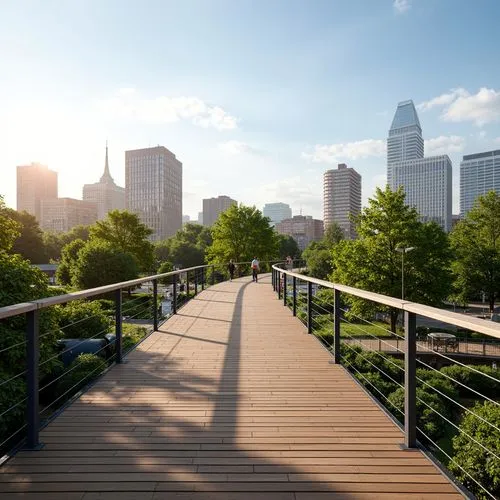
left=251, top=257, right=260, bottom=282
left=228, top=259, right=236, bottom=281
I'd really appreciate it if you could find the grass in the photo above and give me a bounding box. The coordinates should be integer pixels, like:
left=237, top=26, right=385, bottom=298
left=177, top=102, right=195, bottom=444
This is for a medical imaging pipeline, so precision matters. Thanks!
left=341, top=321, right=401, bottom=338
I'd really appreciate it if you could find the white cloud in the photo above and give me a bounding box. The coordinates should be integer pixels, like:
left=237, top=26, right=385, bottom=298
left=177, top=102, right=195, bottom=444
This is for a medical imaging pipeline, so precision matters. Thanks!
left=494, top=137, right=500, bottom=145
left=96, top=88, right=238, bottom=130
left=418, top=87, right=500, bottom=126
left=425, top=135, right=465, bottom=156
left=218, top=140, right=259, bottom=155
left=393, top=0, right=411, bottom=14
left=302, top=139, right=386, bottom=164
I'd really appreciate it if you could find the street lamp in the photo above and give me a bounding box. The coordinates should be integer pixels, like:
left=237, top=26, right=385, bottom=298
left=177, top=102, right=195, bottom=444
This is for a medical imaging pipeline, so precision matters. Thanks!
left=396, top=247, right=415, bottom=300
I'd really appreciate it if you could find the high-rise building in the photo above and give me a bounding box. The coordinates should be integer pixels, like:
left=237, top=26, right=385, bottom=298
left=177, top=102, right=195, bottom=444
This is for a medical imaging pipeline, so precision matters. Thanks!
left=40, top=198, right=98, bottom=232
left=323, top=164, right=361, bottom=239
left=202, top=195, right=237, bottom=226
left=182, top=215, right=191, bottom=224
left=460, top=149, right=500, bottom=217
left=83, top=143, right=125, bottom=220
left=197, top=212, right=203, bottom=225
left=16, top=163, right=58, bottom=221
left=387, top=100, right=452, bottom=232
left=263, top=202, right=292, bottom=226
left=275, top=215, right=324, bottom=251
left=125, top=146, right=182, bottom=241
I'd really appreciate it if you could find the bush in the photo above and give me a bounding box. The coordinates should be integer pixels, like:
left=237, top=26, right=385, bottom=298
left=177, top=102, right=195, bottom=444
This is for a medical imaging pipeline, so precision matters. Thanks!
left=440, top=364, right=500, bottom=398
left=355, top=371, right=398, bottom=398
left=354, top=350, right=404, bottom=384
left=56, top=300, right=112, bottom=339
left=340, top=343, right=363, bottom=365
left=0, top=373, right=26, bottom=452
left=157, top=261, right=174, bottom=285
left=122, top=324, right=148, bottom=352
left=416, top=368, right=460, bottom=400
left=45, top=286, right=69, bottom=297
left=123, top=294, right=154, bottom=320
left=449, top=401, right=500, bottom=499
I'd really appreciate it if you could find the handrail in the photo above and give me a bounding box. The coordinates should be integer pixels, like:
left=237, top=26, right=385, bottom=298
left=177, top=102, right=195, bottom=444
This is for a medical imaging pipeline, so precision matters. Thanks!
left=272, top=264, right=500, bottom=340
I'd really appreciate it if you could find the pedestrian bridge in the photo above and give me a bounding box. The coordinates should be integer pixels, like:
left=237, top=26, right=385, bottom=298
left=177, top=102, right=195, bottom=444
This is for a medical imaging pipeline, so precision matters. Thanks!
left=0, top=274, right=464, bottom=499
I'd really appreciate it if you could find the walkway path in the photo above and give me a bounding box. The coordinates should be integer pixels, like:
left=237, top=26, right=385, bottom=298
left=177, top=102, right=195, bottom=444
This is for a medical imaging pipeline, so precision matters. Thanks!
left=0, top=275, right=463, bottom=499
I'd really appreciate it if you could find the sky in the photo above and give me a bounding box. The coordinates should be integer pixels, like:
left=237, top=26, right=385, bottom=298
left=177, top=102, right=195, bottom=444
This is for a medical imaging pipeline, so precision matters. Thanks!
left=1, top=0, right=500, bottom=220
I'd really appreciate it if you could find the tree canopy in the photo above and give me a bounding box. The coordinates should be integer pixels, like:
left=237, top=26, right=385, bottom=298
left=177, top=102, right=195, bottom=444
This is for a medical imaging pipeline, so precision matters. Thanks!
left=56, top=239, right=87, bottom=285
left=6, top=210, right=46, bottom=263
left=0, top=195, right=21, bottom=252
left=276, top=233, right=300, bottom=260
left=450, top=191, right=500, bottom=313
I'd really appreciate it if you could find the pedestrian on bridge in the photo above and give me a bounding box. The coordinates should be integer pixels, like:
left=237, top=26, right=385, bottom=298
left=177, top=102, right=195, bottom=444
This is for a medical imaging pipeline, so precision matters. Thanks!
left=228, top=259, right=236, bottom=281
left=251, top=257, right=260, bottom=282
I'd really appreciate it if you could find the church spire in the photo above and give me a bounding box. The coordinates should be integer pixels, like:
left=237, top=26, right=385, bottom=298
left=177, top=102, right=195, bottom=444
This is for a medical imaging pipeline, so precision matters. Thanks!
left=100, top=140, right=114, bottom=183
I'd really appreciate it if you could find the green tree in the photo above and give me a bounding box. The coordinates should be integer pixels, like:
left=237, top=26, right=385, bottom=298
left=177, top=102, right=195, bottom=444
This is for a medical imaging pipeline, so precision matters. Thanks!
left=449, top=401, right=500, bottom=499
left=7, top=210, right=46, bottom=263
left=276, top=234, right=300, bottom=259
left=450, top=191, right=500, bottom=313
left=72, top=241, right=139, bottom=289
left=43, top=231, right=64, bottom=262
left=207, top=204, right=278, bottom=265
left=56, top=239, right=86, bottom=285
left=331, top=186, right=453, bottom=332
left=0, top=195, right=21, bottom=252
left=324, top=222, right=344, bottom=246
left=90, top=210, right=154, bottom=271
left=302, top=240, right=333, bottom=279
left=61, top=225, right=90, bottom=245
left=157, top=261, right=174, bottom=285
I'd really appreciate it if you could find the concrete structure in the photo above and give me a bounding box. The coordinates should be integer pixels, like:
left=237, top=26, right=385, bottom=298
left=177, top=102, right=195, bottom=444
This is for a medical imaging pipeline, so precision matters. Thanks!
left=83, top=143, right=125, bottom=220
left=41, top=198, right=98, bottom=232
left=460, top=149, right=500, bottom=217
left=323, top=164, right=361, bottom=239
left=125, top=146, right=182, bottom=241
left=387, top=100, right=452, bottom=231
left=202, top=195, right=237, bottom=226
left=263, top=202, right=292, bottom=226
left=275, top=215, right=324, bottom=250
left=16, top=163, right=58, bottom=221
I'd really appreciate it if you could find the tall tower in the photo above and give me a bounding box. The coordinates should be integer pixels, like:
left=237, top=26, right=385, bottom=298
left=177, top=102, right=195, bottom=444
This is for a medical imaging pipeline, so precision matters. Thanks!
left=323, top=164, right=361, bottom=239
left=125, top=146, right=182, bottom=241
left=202, top=196, right=237, bottom=226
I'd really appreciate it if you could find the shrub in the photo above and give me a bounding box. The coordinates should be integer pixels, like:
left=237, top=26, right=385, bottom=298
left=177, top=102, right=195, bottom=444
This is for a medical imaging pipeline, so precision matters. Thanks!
left=354, top=350, right=404, bottom=384
left=122, top=324, right=148, bottom=352
left=355, top=371, right=398, bottom=398
left=122, top=294, right=153, bottom=320
left=449, top=401, right=500, bottom=499
left=340, top=343, right=363, bottom=365
left=157, top=261, right=174, bottom=285
left=0, top=373, right=26, bottom=452
left=440, top=364, right=500, bottom=399
left=56, top=300, right=111, bottom=339
left=416, top=368, right=460, bottom=401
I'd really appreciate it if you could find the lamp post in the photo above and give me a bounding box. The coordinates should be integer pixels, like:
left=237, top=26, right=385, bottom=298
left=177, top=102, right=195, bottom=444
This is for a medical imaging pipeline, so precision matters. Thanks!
left=396, top=247, right=415, bottom=300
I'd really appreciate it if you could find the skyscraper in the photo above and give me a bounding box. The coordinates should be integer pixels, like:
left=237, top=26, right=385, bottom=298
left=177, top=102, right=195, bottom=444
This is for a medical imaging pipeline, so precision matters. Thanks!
left=125, top=146, right=182, bottom=241
left=263, top=202, right=292, bottom=226
left=460, top=149, right=500, bottom=217
left=275, top=215, right=324, bottom=251
left=16, top=163, right=58, bottom=221
left=202, top=196, right=237, bottom=226
left=83, top=143, right=125, bottom=220
left=387, top=100, right=452, bottom=232
left=323, top=164, right=361, bottom=239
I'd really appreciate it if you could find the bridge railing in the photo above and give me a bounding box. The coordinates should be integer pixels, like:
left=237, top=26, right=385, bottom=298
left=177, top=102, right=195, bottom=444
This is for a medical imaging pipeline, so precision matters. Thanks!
left=271, top=264, right=500, bottom=500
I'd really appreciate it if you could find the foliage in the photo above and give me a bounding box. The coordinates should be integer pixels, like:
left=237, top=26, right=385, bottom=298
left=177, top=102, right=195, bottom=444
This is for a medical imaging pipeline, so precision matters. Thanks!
left=122, top=323, right=148, bottom=352
left=6, top=210, right=46, bottom=263
left=331, top=186, right=453, bottom=332
left=157, top=261, right=174, bottom=285
left=450, top=191, right=500, bottom=313
left=42, top=226, right=90, bottom=262
left=440, top=364, right=500, bottom=399
left=207, top=204, right=278, bottom=266
left=122, top=294, right=154, bottom=320
left=0, top=372, right=26, bottom=449
left=324, top=222, right=344, bottom=246
left=90, top=210, right=154, bottom=271
left=56, top=239, right=86, bottom=285
left=276, top=233, right=300, bottom=259
left=355, top=371, right=398, bottom=398
left=56, top=301, right=112, bottom=339
left=416, top=368, right=459, bottom=400
left=353, top=350, right=404, bottom=383
left=0, top=195, right=21, bottom=251
left=449, top=401, right=500, bottom=499
left=71, top=241, right=138, bottom=290
left=302, top=240, right=334, bottom=279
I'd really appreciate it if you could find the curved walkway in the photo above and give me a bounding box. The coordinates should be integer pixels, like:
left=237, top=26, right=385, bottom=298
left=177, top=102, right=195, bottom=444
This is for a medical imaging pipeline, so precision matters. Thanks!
left=0, top=275, right=463, bottom=499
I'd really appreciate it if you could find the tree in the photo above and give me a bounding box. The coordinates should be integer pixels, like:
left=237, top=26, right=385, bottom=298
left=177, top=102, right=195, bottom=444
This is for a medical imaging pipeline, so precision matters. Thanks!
left=206, top=204, right=278, bottom=265
left=449, top=401, right=500, bottom=499
left=450, top=191, right=500, bottom=313
left=90, top=210, right=154, bottom=271
left=72, top=241, right=139, bottom=289
left=56, top=239, right=86, bottom=285
left=302, top=240, right=333, bottom=279
left=324, top=222, right=344, bottom=246
left=157, top=261, right=174, bottom=285
left=62, top=225, right=90, bottom=245
left=7, top=210, right=46, bottom=263
left=43, top=231, right=65, bottom=262
left=276, top=234, right=300, bottom=259
left=0, top=195, right=21, bottom=252
left=331, top=186, right=453, bottom=332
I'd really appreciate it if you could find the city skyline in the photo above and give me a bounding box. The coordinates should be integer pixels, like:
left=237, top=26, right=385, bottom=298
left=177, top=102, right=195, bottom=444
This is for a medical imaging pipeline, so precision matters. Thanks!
left=2, top=0, right=500, bottom=219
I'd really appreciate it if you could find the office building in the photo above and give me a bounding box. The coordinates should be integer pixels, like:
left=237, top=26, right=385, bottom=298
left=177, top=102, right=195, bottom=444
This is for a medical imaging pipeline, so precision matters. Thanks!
left=460, top=149, right=500, bottom=217
left=41, top=198, right=98, bottom=233
left=275, top=215, right=324, bottom=251
left=323, top=164, right=361, bottom=239
left=202, top=195, right=237, bottom=226
left=83, top=143, right=125, bottom=220
left=16, top=163, right=58, bottom=221
left=125, top=146, right=182, bottom=241
left=387, top=100, right=452, bottom=231
left=182, top=215, right=191, bottom=224
left=197, top=212, right=203, bottom=225
left=263, top=202, right=292, bottom=226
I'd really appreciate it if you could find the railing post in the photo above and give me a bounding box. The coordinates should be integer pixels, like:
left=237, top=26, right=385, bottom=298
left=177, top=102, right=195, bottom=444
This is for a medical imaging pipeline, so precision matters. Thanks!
left=334, top=288, right=340, bottom=363
left=283, top=273, right=287, bottom=306
left=186, top=271, right=189, bottom=299
left=194, top=269, right=198, bottom=296
left=152, top=279, right=158, bottom=331
left=172, top=274, right=177, bottom=314
left=272, top=267, right=275, bottom=291
left=292, top=276, right=297, bottom=316
left=115, top=288, right=123, bottom=363
left=211, top=265, right=215, bottom=286
left=278, top=272, right=282, bottom=300
left=307, top=281, right=312, bottom=334
left=201, top=268, right=205, bottom=291
left=26, top=309, right=41, bottom=450
left=404, top=310, right=417, bottom=448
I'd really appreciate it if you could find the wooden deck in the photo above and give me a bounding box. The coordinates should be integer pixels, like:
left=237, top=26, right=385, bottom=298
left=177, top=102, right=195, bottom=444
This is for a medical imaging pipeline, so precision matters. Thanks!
left=0, top=275, right=464, bottom=499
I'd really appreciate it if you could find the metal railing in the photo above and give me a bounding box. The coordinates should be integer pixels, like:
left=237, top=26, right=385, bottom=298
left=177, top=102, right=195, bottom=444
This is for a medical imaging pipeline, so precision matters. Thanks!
left=271, top=264, right=500, bottom=500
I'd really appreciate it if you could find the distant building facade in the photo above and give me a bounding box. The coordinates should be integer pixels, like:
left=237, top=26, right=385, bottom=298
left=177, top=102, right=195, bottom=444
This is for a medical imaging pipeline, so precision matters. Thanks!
left=387, top=100, right=452, bottom=232
left=197, top=212, right=203, bottom=225
left=323, top=164, right=361, bottom=239
left=263, top=202, right=292, bottom=226
left=275, top=215, right=324, bottom=251
left=202, top=196, right=237, bottom=226
left=182, top=215, right=191, bottom=224
left=125, top=146, right=182, bottom=241
left=83, top=143, right=125, bottom=220
left=17, top=163, right=58, bottom=221
left=460, top=149, right=500, bottom=217
left=41, top=198, right=98, bottom=233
